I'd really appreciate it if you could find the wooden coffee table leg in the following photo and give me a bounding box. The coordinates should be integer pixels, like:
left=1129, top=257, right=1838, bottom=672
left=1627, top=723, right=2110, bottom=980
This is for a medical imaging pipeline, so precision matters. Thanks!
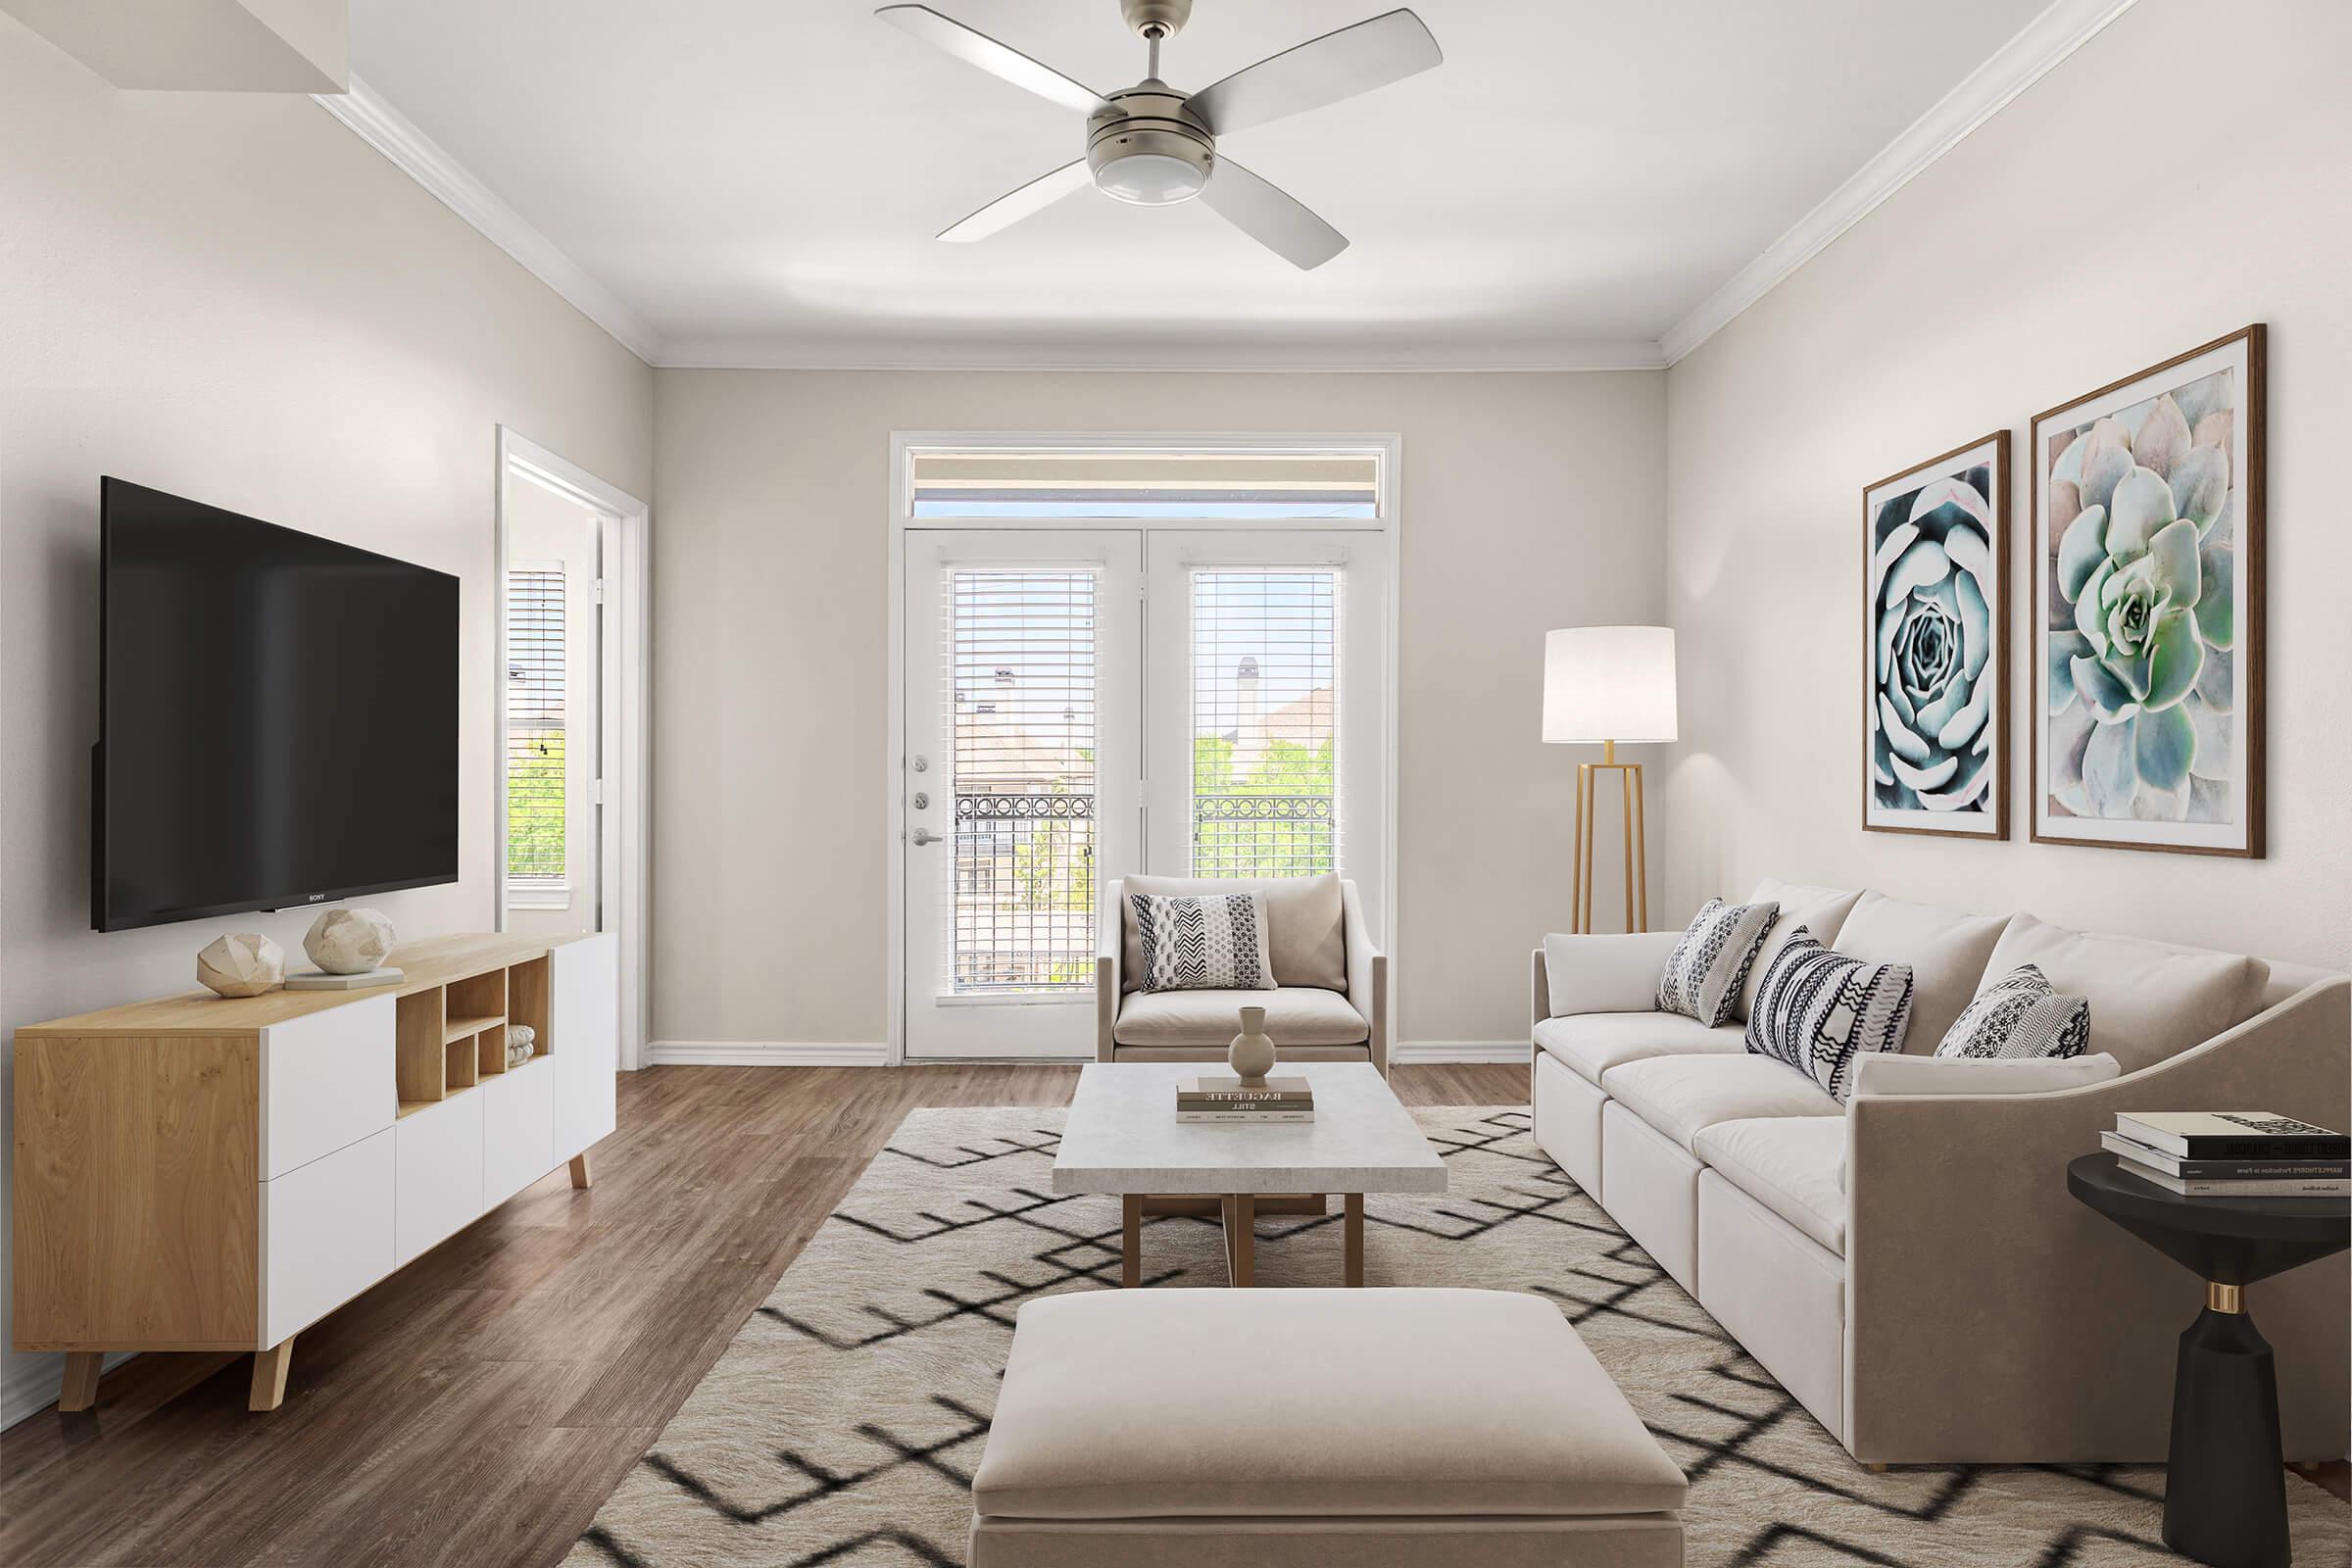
left=1345, top=1193, right=1364, bottom=1287
left=1227, top=1194, right=1255, bottom=1288
left=1121, top=1194, right=1142, bottom=1288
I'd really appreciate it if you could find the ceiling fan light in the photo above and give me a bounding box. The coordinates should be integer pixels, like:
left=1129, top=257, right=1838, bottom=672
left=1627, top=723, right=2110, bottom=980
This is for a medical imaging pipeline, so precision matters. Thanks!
left=1095, top=151, right=1208, bottom=205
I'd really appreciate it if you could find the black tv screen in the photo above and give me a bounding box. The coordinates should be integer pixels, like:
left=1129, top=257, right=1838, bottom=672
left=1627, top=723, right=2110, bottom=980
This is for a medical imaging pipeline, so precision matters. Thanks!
left=95, top=478, right=460, bottom=931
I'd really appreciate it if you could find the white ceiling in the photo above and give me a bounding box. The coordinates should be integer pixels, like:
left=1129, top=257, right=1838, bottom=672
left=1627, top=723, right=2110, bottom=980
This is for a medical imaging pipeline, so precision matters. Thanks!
left=349, top=0, right=2063, bottom=368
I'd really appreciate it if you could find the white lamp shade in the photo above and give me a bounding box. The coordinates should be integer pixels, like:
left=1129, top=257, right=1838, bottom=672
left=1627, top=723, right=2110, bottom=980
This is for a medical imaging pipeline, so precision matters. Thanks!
left=1543, top=626, right=1678, bottom=744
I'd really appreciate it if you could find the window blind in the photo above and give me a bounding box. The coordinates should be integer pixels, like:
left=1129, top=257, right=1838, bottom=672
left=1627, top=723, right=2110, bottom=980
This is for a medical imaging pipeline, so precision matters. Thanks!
left=1190, top=569, right=1339, bottom=880
left=943, top=569, right=1099, bottom=993
left=913, top=450, right=1378, bottom=518
left=506, top=566, right=565, bottom=883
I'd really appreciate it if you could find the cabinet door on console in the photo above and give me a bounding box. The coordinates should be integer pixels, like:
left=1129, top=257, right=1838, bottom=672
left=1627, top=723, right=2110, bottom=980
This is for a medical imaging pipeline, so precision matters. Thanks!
left=483, top=1056, right=557, bottom=1207
left=262, top=996, right=396, bottom=1180
left=552, top=931, right=618, bottom=1156
left=262, top=1127, right=394, bottom=1347
left=394, top=1092, right=485, bottom=1266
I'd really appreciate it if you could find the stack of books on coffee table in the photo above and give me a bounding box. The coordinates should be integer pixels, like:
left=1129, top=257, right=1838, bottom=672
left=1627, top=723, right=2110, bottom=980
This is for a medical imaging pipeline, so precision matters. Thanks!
left=2102, top=1111, right=2349, bottom=1198
left=1175, top=1076, right=1315, bottom=1124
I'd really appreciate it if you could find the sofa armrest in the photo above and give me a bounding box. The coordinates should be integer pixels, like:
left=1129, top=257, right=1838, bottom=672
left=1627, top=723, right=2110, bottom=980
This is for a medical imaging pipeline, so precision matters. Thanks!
left=1096, top=878, right=1125, bottom=1061
left=1537, top=930, right=1681, bottom=1018
left=1843, top=975, right=2349, bottom=1464
left=1342, top=879, right=1387, bottom=1075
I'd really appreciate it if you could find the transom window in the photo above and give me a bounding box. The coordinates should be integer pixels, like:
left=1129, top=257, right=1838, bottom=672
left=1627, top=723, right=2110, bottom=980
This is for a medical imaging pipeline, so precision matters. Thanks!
left=910, top=448, right=1379, bottom=519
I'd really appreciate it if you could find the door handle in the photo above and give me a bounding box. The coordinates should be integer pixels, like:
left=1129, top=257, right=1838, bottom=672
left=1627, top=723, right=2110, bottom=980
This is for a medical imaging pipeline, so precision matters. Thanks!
left=909, top=828, right=943, bottom=846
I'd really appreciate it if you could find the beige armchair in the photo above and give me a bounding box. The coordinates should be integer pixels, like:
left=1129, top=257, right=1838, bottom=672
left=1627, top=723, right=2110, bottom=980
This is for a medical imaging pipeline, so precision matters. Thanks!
left=1097, top=873, right=1387, bottom=1074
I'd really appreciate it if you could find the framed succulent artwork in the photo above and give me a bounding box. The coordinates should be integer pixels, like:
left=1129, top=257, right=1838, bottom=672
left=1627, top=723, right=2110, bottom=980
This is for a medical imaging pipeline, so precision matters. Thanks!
left=2032, top=325, right=2264, bottom=856
left=1863, top=432, right=2009, bottom=838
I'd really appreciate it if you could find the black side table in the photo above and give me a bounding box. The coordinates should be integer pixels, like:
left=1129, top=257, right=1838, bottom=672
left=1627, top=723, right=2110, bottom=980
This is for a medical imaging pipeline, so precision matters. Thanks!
left=2068, top=1152, right=2350, bottom=1568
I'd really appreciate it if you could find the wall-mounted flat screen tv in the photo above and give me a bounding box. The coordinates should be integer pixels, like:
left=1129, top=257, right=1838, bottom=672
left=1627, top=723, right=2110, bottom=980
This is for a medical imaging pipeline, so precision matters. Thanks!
left=94, top=477, right=460, bottom=931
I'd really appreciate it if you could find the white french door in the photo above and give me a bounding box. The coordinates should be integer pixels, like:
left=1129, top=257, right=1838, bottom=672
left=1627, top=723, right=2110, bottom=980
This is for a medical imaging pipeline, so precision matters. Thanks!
left=902, top=527, right=1386, bottom=1059
left=903, top=531, right=1142, bottom=1057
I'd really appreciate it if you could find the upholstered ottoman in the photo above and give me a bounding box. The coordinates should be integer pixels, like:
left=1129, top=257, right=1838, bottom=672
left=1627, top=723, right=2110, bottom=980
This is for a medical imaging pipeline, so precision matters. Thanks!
left=969, top=1287, right=1687, bottom=1567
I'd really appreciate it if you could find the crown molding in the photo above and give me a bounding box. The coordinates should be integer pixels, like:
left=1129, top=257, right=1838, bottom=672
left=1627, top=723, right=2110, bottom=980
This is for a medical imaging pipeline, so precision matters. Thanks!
left=651, top=336, right=1670, bottom=373
left=1657, top=0, right=2142, bottom=367
left=312, top=75, right=664, bottom=365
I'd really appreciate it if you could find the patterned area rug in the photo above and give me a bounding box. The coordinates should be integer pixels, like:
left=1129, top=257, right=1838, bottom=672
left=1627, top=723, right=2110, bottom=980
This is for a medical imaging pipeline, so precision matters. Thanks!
left=568, top=1106, right=2349, bottom=1567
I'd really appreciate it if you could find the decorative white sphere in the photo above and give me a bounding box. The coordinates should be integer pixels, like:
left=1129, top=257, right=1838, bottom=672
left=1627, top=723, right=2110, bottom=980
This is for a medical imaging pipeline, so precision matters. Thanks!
left=198, top=933, right=285, bottom=998
left=304, top=907, right=396, bottom=975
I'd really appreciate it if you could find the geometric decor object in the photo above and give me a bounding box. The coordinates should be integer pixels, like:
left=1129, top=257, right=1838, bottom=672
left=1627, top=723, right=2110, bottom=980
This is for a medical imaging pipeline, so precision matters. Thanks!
left=195, top=932, right=285, bottom=998
left=303, top=906, right=396, bottom=974
left=1863, top=431, right=2009, bottom=837
left=2031, top=325, right=2265, bottom=856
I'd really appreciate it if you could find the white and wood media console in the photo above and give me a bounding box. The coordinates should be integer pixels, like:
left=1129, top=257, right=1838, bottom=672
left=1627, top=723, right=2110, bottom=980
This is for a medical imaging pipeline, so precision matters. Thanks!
left=11, top=930, right=617, bottom=1411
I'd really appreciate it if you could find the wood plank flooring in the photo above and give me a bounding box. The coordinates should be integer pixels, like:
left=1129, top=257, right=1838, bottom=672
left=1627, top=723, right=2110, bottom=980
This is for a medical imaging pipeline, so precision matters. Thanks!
left=0, top=1062, right=1525, bottom=1567
left=4, top=1060, right=2340, bottom=1567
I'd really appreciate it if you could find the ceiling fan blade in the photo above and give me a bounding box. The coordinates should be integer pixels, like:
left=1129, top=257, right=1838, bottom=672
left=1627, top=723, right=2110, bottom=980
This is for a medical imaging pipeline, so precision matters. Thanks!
left=1200, top=158, right=1348, bottom=270
left=1187, top=8, right=1441, bottom=136
left=938, top=160, right=1095, bottom=242
left=875, top=5, right=1105, bottom=115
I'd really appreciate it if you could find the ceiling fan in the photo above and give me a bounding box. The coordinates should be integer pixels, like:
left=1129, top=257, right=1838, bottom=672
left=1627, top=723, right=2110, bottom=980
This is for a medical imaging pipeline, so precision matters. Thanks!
left=875, top=0, right=1442, bottom=270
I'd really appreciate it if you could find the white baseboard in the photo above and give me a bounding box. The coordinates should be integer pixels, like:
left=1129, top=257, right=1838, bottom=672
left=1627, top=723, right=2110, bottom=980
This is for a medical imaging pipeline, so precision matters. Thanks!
left=644, top=1040, right=891, bottom=1067
left=1392, top=1041, right=1529, bottom=1065
left=1, top=1348, right=139, bottom=1432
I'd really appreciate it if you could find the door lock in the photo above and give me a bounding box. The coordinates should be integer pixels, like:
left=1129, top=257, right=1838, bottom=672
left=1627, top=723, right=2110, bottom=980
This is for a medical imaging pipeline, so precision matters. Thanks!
left=911, top=791, right=930, bottom=809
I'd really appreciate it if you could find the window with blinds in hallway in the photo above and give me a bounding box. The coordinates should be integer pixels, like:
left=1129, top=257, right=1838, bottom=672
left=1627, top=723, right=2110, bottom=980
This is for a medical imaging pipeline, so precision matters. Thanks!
left=505, top=565, right=566, bottom=885
left=1191, top=569, right=1339, bottom=879
left=945, top=568, right=1099, bottom=993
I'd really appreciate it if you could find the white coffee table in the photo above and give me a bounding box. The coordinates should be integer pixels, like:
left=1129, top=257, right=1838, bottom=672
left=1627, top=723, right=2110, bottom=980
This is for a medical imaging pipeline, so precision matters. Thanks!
left=1053, top=1061, right=1448, bottom=1288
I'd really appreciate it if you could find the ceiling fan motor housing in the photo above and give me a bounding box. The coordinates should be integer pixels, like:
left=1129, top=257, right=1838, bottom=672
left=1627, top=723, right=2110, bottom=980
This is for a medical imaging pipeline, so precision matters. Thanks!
left=1086, top=82, right=1215, bottom=204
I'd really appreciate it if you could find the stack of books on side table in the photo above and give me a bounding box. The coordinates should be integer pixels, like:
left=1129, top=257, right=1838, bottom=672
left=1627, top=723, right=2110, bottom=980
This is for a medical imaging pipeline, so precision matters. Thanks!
left=1176, top=1076, right=1315, bottom=1124
left=2103, top=1112, right=2350, bottom=1198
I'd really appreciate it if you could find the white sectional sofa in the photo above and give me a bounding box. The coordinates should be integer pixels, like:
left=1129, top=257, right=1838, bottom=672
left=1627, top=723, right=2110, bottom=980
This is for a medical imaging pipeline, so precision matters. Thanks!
left=1529, top=879, right=2349, bottom=1466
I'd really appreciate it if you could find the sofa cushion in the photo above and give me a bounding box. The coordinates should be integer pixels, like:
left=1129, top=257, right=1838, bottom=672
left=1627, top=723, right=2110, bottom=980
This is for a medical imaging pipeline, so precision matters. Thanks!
left=1544, top=930, right=1684, bottom=1018
left=1129, top=890, right=1276, bottom=993
left=1113, top=986, right=1367, bottom=1048
left=1832, top=892, right=2009, bottom=1048
left=1738, top=879, right=1866, bottom=1021
left=973, top=1288, right=1690, bottom=1520
left=1934, top=964, right=2089, bottom=1059
left=1534, top=1011, right=1745, bottom=1089
left=1655, top=897, right=1780, bottom=1026
left=1122, top=873, right=1345, bottom=993
left=1984, top=914, right=2271, bottom=1074
left=1692, top=1117, right=1848, bottom=1255
left=1743, top=933, right=1915, bottom=1101
left=1598, top=1054, right=1841, bottom=1152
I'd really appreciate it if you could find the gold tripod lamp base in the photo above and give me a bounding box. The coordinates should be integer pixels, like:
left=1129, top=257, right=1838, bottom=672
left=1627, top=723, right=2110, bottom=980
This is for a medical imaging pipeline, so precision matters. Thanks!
left=1572, top=739, right=1648, bottom=934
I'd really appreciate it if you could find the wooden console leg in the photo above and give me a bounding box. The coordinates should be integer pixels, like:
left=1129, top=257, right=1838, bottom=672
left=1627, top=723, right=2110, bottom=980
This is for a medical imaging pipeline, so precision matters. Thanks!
left=58, top=1352, right=104, bottom=1413
left=568, top=1152, right=593, bottom=1189
left=249, top=1336, right=297, bottom=1412
left=1225, top=1194, right=1255, bottom=1288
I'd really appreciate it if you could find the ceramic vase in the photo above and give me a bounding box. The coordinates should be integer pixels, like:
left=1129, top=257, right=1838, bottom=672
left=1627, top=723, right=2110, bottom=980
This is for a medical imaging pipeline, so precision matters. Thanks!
left=1227, top=1005, right=1276, bottom=1087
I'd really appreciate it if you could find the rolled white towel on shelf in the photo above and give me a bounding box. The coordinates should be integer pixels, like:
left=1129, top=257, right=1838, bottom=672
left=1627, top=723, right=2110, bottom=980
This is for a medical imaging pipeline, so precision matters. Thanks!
left=506, top=1023, right=537, bottom=1068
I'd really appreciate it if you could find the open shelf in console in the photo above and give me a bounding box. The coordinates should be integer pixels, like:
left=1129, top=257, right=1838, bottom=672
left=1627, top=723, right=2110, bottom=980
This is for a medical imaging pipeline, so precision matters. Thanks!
left=395, top=953, right=555, bottom=1115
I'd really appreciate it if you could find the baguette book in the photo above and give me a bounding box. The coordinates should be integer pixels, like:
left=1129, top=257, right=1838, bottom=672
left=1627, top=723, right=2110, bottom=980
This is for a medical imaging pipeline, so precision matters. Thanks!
left=2113, top=1111, right=2348, bottom=1162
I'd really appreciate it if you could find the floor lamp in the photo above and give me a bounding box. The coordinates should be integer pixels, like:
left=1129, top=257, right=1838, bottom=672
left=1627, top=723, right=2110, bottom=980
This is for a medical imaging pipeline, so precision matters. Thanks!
left=1544, top=626, right=1677, bottom=934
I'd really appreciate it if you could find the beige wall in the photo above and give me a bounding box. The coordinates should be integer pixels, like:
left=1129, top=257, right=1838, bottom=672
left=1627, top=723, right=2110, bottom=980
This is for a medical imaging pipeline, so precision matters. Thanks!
left=1662, top=0, right=2352, bottom=966
left=651, top=368, right=1667, bottom=1050
left=0, top=20, right=653, bottom=1421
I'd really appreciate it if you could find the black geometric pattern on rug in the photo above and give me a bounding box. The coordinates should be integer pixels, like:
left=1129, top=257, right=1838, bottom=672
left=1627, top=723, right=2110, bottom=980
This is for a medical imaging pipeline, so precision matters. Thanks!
left=567, top=1105, right=2348, bottom=1568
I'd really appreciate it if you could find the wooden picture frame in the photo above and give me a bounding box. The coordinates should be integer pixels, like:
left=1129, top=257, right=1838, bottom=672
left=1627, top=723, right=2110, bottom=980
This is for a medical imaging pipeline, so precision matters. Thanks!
left=1862, top=430, right=2010, bottom=840
left=2030, top=324, right=2264, bottom=857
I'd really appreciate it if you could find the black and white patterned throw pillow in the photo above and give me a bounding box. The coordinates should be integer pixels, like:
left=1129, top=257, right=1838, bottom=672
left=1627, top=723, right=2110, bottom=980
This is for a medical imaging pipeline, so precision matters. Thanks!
left=1935, top=964, right=2090, bottom=1059
left=1655, top=897, right=1780, bottom=1026
left=1130, top=892, right=1276, bottom=993
left=1744, top=931, right=1914, bottom=1100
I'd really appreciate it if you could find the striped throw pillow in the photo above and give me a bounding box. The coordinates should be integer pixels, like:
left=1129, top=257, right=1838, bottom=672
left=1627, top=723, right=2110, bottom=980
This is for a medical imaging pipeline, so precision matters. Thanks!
left=1935, top=964, right=2090, bottom=1059
left=1130, top=892, right=1277, bottom=993
left=1655, top=898, right=1781, bottom=1026
left=1744, top=930, right=1914, bottom=1100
